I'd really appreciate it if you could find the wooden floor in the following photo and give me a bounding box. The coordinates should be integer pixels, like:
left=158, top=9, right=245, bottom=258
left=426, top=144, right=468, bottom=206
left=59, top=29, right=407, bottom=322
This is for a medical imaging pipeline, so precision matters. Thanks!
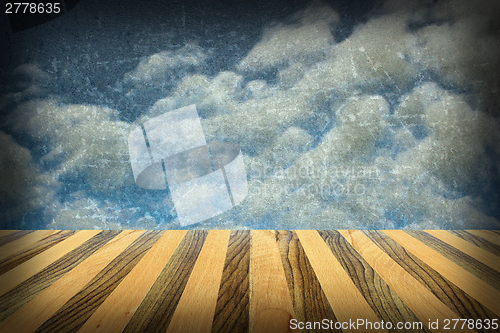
left=0, top=230, right=499, bottom=333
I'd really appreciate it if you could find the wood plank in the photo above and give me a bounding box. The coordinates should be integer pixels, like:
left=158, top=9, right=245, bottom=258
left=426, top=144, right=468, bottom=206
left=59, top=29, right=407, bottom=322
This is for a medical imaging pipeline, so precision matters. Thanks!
left=250, top=230, right=295, bottom=333
left=122, top=230, right=207, bottom=333
left=0, top=230, right=56, bottom=262
left=339, top=230, right=466, bottom=333
left=276, top=231, right=340, bottom=333
left=383, top=230, right=500, bottom=317
left=0, top=229, right=498, bottom=332
left=295, top=230, right=384, bottom=333
left=0, top=231, right=120, bottom=322
left=211, top=230, right=251, bottom=333
left=0, top=230, right=16, bottom=237
left=0, top=230, right=100, bottom=297
left=0, top=230, right=33, bottom=247
left=0, top=230, right=142, bottom=333
left=426, top=230, right=500, bottom=272
left=0, top=230, right=75, bottom=275
left=166, top=230, right=230, bottom=333
left=254, top=309, right=294, bottom=333
left=408, top=231, right=500, bottom=290
left=321, top=230, right=429, bottom=333
left=78, top=230, right=186, bottom=333
left=33, top=230, right=160, bottom=333
left=366, top=231, right=499, bottom=332
left=449, top=230, right=500, bottom=257
left=467, top=230, right=500, bottom=246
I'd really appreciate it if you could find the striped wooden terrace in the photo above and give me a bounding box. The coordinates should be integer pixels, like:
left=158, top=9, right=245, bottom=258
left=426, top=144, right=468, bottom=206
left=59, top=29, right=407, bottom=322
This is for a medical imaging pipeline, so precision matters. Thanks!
left=0, top=229, right=499, bottom=332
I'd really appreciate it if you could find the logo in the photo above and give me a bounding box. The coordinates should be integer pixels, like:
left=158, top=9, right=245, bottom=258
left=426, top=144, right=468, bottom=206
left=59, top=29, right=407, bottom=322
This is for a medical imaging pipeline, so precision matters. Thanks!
left=128, top=105, right=248, bottom=226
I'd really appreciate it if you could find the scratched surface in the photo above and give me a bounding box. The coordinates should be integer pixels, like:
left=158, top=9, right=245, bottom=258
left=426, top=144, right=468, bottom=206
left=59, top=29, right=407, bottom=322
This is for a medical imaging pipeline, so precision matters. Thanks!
left=0, top=229, right=499, bottom=333
left=1, top=0, right=500, bottom=231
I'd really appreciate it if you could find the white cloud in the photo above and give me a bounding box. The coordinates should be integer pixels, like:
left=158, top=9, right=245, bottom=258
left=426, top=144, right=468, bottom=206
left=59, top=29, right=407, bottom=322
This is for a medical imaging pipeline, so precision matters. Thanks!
left=123, top=44, right=208, bottom=90
left=7, top=99, right=135, bottom=193
left=250, top=126, right=313, bottom=170
left=414, top=20, right=500, bottom=112
left=297, top=12, right=419, bottom=97
left=231, top=87, right=500, bottom=229
left=3, top=0, right=500, bottom=230
left=236, top=1, right=340, bottom=72
left=130, top=0, right=500, bottom=229
left=148, top=71, right=246, bottom=119
left=395, top=83, right=500, bottom=191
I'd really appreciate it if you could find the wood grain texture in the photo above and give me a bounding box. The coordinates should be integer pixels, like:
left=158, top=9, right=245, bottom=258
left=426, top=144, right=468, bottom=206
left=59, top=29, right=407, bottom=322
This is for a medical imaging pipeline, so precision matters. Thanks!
left=0, top=230, right=57, bottom=263
left=0, top=230, right=120, bottom=322
left=339, top=230, right=463, bottom=333
left=384, top=230, right=500, bottom=317
left=0, top=230, right=16, bottom=237
left=122, top=230, right=208, bottom=333
left=0, top=230, right=143, bottom=333
left=321, top=230, right=429, bottom=333
left=211, top=230, right=251, bottom=333
left=33, top=230, right=159, bottom=333
left=166, top=230, right=230, bottom=333
left=426, top=230, right=500, bottom=272
left=250, top=230, right=295, bottom=333
left=276, top=230, right=340, bottom=333
left=407, top=231, right=500, bottom=291
left=467, top=230, right=500, bottom=246
left=366, top=231, right=500, bottom=332
left=0, top=230, right=100, bottom=298
left=295, top=230, right=383, bottom=333
left=0, top=229, right=498, bottom=333
left=0, top=230, right=75, bottom=276
left=0, top=230, right=33, bottom=247
left=254, top=308, right=294, bottom=333
left=0, top=230, right=68, bottom=274
left=78, top=230, right=186, bottom=333
left=449, top=230, right=500, bottom=257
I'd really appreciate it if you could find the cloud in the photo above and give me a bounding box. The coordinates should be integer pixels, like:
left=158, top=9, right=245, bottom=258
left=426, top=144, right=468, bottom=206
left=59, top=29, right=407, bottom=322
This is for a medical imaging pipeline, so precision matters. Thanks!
left=394, top=83, right=500, bottom=191
left=140, top=71, right=312, bottom=154
left=0, top=131, right=59, bottom=228
left=296, top=12, right=420, bottom=97
left=123, top=44, right=208, bottom=90
left=0, top=63, right=51, bottom=112
left=237, top=94, right=393, bottom=227
left=147, top=71, right=245, bottom=119
left=250, top=126, right=313, bottom=170
left=236, top=1, right=340, bottom=72
left=231, top=85, right=500, bottom=229
left=129, top=0, right=500, bottom=229
left=2, top=0, right=500, bottom=230
left=7, top=99, right=135, bottom=193
left=11, top=63, right=52, bottom=84
left=413, top=19, right=500, bottom=113
left=45, top=192, right=142, bottom=230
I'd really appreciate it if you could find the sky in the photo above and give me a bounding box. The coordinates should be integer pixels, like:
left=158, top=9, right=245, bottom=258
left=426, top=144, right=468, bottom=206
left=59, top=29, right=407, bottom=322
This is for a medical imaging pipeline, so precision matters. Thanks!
left=1, top=0, right=499, bottom=230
